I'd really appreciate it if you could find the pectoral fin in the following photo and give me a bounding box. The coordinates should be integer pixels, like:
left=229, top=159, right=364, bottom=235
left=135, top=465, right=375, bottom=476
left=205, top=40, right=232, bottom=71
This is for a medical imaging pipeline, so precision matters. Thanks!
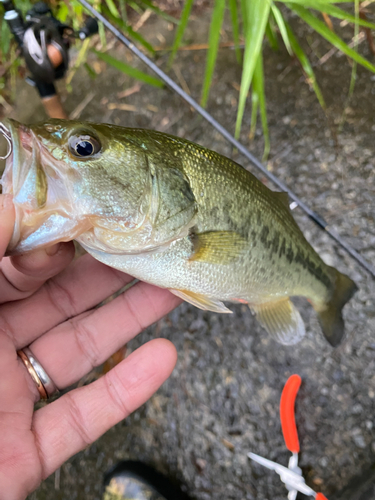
left=250, top=298, right=305, bottom=345
left=171, top=289, right=232, bottom=314
left=190, top=231, right=246, bottom=265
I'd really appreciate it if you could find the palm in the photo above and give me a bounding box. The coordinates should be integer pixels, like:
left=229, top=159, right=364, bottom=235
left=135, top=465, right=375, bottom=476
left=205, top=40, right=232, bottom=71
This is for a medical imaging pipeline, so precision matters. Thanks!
left=0, top=196, right=180, bottom=499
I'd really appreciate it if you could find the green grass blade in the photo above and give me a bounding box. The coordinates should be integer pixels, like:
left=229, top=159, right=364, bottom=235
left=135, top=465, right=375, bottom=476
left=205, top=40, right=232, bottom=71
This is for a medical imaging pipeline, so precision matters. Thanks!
left=282, top=0, right=375, bottom=30
left=271, top=5, right=292, bottom=55
left=0, top=19, right=11, bottom=56
left=227, top=0, right=242, bottom=63
left=127, top=26, right=156, bottom=55
left=99, top=21, right=107, bottom=49
left=265, top=16, right=279, bottom=51
left=240, top=0, right=248, bottom=34
left=339, top=0, right=359, bottom=132
left=235, top=0, right=271, bottom=139
left=250, top=91, right=259, bottom=140
left=348, top=0, right=359, bottom=96
left=279, top=0, right=357, bottom=4
left=138, top=0, right=179, bottom=24
left=252, top=53, right=270, bottom=160
left=104, top=0, right=120, bottom=18
left=127, top=1, right=144, bottom=16
left=84, top=62, right=97, bottom=79
left=285, top=21, right=326, bottom=109
left=92, top=50, right=164, bottom=87
left=288, top=4, right=375, bottom=73
left=168, top=0, right=195, bottom=67
left=201, top=0, right=226, bottom=107
left=101, top=6, right=155, bottom=55
left=118, top=0, right=127, bottom=23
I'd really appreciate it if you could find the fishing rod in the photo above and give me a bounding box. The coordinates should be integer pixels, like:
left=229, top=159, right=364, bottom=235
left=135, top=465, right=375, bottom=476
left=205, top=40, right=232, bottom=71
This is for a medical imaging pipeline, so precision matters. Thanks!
left=1, top=0, right=98, bottom=118
left=77, top=0, right=375, bottom=280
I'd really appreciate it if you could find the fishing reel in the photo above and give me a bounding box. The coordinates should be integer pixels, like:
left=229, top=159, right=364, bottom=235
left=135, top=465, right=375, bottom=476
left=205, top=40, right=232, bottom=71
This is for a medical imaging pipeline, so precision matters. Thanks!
left=1, top=0, right=98, bottom=106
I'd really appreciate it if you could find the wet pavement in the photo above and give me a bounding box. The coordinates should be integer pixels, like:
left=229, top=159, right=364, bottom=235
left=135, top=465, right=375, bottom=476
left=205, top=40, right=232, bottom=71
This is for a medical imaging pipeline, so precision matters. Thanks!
left=2, top=10, right=375, bottom=500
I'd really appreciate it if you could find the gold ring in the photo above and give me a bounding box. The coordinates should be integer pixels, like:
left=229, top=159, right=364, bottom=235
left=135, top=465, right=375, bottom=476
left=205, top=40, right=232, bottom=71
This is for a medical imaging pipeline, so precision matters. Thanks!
left=17, top=348, right=58, bottom=400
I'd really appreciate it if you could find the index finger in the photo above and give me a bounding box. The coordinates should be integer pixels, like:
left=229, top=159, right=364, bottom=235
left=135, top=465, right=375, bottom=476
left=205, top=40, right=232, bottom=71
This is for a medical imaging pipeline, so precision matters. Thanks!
left=0, top=194, right=15, bottom=258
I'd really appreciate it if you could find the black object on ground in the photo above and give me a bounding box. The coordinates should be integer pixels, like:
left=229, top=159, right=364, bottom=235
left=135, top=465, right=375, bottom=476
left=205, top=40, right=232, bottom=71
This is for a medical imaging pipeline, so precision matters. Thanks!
left=103, top=461, right=192, bottom=500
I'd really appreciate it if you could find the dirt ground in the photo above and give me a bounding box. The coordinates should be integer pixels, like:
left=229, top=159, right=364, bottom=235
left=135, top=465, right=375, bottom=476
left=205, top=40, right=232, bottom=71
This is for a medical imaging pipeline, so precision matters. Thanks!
left=2, top=9, right=375, bottom=500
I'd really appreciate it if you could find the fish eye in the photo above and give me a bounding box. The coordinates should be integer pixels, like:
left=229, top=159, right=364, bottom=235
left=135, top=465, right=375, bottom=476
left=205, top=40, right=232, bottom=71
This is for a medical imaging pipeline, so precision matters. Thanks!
left=69, top=134, right=101, bottom=158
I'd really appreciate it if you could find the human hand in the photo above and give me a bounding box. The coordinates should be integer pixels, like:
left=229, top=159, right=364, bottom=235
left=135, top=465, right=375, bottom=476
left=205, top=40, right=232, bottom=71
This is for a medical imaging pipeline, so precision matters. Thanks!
left=0, top=194, right=181, bottom=500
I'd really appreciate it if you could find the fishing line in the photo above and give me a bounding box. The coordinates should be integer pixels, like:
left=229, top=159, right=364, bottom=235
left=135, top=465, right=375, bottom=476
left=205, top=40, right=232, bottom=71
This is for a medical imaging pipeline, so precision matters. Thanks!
left=77, top=0, right=375, bottom=279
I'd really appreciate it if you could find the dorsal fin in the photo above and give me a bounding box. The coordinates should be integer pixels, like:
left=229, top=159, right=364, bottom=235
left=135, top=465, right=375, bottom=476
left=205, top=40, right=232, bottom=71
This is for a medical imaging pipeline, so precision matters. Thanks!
left=274, top=192, right=290, bottom=210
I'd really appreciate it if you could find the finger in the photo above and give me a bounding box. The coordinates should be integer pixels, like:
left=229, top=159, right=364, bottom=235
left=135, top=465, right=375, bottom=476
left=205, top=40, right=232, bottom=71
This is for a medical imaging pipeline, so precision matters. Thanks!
left=32, top=339, right=177, bottom=479
left=0, top=194, right=15, bottom=258
left=30, top=282, right=181, bottom=388
left=1, top=254, right=135, bottom=348
left=0, top=331, right=41, bottom=500
left=0, top=242, right=75, bottom=303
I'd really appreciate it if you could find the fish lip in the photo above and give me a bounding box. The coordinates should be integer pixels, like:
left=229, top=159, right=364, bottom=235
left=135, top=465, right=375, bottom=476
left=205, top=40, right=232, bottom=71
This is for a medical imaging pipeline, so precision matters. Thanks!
left=0, top=119, right=39, bottom=253
left=0, top=118, right=34, bottom=193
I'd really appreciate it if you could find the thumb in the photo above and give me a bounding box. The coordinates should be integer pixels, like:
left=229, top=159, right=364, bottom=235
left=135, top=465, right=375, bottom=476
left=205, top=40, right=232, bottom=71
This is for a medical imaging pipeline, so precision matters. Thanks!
left=0, top=194, right=15, bottom=259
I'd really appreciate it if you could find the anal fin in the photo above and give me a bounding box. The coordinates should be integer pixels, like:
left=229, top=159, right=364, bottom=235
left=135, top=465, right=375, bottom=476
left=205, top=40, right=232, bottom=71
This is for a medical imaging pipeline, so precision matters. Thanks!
left=249, top=298, right=305, bottom=345
left=171, top=289, right=232, bottom=314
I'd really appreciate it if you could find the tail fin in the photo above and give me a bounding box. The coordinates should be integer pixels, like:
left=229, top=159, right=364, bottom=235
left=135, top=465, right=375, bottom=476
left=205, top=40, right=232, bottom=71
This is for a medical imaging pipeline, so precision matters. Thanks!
left=314, top=269, right=358, bottom=347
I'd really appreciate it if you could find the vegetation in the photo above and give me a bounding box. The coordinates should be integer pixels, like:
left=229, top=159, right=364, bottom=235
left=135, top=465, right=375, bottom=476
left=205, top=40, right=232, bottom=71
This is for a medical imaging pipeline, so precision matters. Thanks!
left=1, top=0, right=375, bottom=156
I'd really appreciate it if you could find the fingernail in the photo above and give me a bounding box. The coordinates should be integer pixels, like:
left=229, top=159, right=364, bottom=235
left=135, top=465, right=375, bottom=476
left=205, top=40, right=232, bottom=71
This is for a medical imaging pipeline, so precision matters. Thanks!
left=45, top=243, right=61, bottom=256
left=0, top=194, right=13, bottom=211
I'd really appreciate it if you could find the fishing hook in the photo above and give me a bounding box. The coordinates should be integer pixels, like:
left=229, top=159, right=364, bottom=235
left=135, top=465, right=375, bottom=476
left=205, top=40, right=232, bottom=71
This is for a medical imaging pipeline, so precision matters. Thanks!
left=0, top=123, right=12, bottom=160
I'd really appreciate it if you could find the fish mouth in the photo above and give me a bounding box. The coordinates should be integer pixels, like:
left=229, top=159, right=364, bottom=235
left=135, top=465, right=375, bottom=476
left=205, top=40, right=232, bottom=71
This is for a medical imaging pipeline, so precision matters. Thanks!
left=0, top=119, right=40, bottom=253
left=0, top=119, right=92, bottom=255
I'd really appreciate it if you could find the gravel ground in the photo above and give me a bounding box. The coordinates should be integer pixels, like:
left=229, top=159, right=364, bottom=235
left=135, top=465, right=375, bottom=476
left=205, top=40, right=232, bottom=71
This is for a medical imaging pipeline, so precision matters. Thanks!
left=2, top=9, right=374, bottom=500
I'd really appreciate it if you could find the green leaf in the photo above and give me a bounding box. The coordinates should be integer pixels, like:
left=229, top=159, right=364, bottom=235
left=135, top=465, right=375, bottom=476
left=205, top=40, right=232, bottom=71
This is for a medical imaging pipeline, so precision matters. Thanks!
left=271, top=5, right=292, bottom=55
left=348, top=0, right=359, bottom=96
left=105, top=0, right=121, bottom=18
left=127, top=26, right=156, bottom=55
left=127, top=1, right=144, bottom=15
left=118, top=0, right=127, bottom=23
left=288, top=4, right=375, bottom=73
left=252, top=53, right=270, bottom=160
left=92, top=49, right=164, bottom=87
left=240, top=0, right=248, bottom=34
left=138, top=0, right=179, bottom=24
left=338, top=0, right=359, bottom=132
left=250, top=90, right=259, bottom=140
left=283, top=0, right=375, bottom=30
left=168, top=0, right=195, bottom=67
left=84, top=62, right=97, bottom=79
left=99, top=22, right=107, bottom=49
left=201, top=0, right=226, bottom=107
left=227, top=0, right=242, bottom=64
left=265, top=16, right=279, bottom=51
left=235, top=0, right=271, bottom=139
left=284, top=21, right=326, bottom=109
left=0, top=19, right=10, bottom=56
left=56, top=2, right=70, bottom=23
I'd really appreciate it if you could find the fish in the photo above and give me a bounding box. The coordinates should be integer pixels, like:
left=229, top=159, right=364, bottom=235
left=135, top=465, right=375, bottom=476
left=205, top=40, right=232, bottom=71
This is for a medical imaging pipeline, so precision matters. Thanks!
left=0, top=118, right=357, bottom=346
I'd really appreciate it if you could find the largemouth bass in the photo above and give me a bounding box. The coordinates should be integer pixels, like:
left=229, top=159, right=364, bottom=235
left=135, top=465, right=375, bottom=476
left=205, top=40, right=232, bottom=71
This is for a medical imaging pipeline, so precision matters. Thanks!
left=0, top=119, right=357, bottom=346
